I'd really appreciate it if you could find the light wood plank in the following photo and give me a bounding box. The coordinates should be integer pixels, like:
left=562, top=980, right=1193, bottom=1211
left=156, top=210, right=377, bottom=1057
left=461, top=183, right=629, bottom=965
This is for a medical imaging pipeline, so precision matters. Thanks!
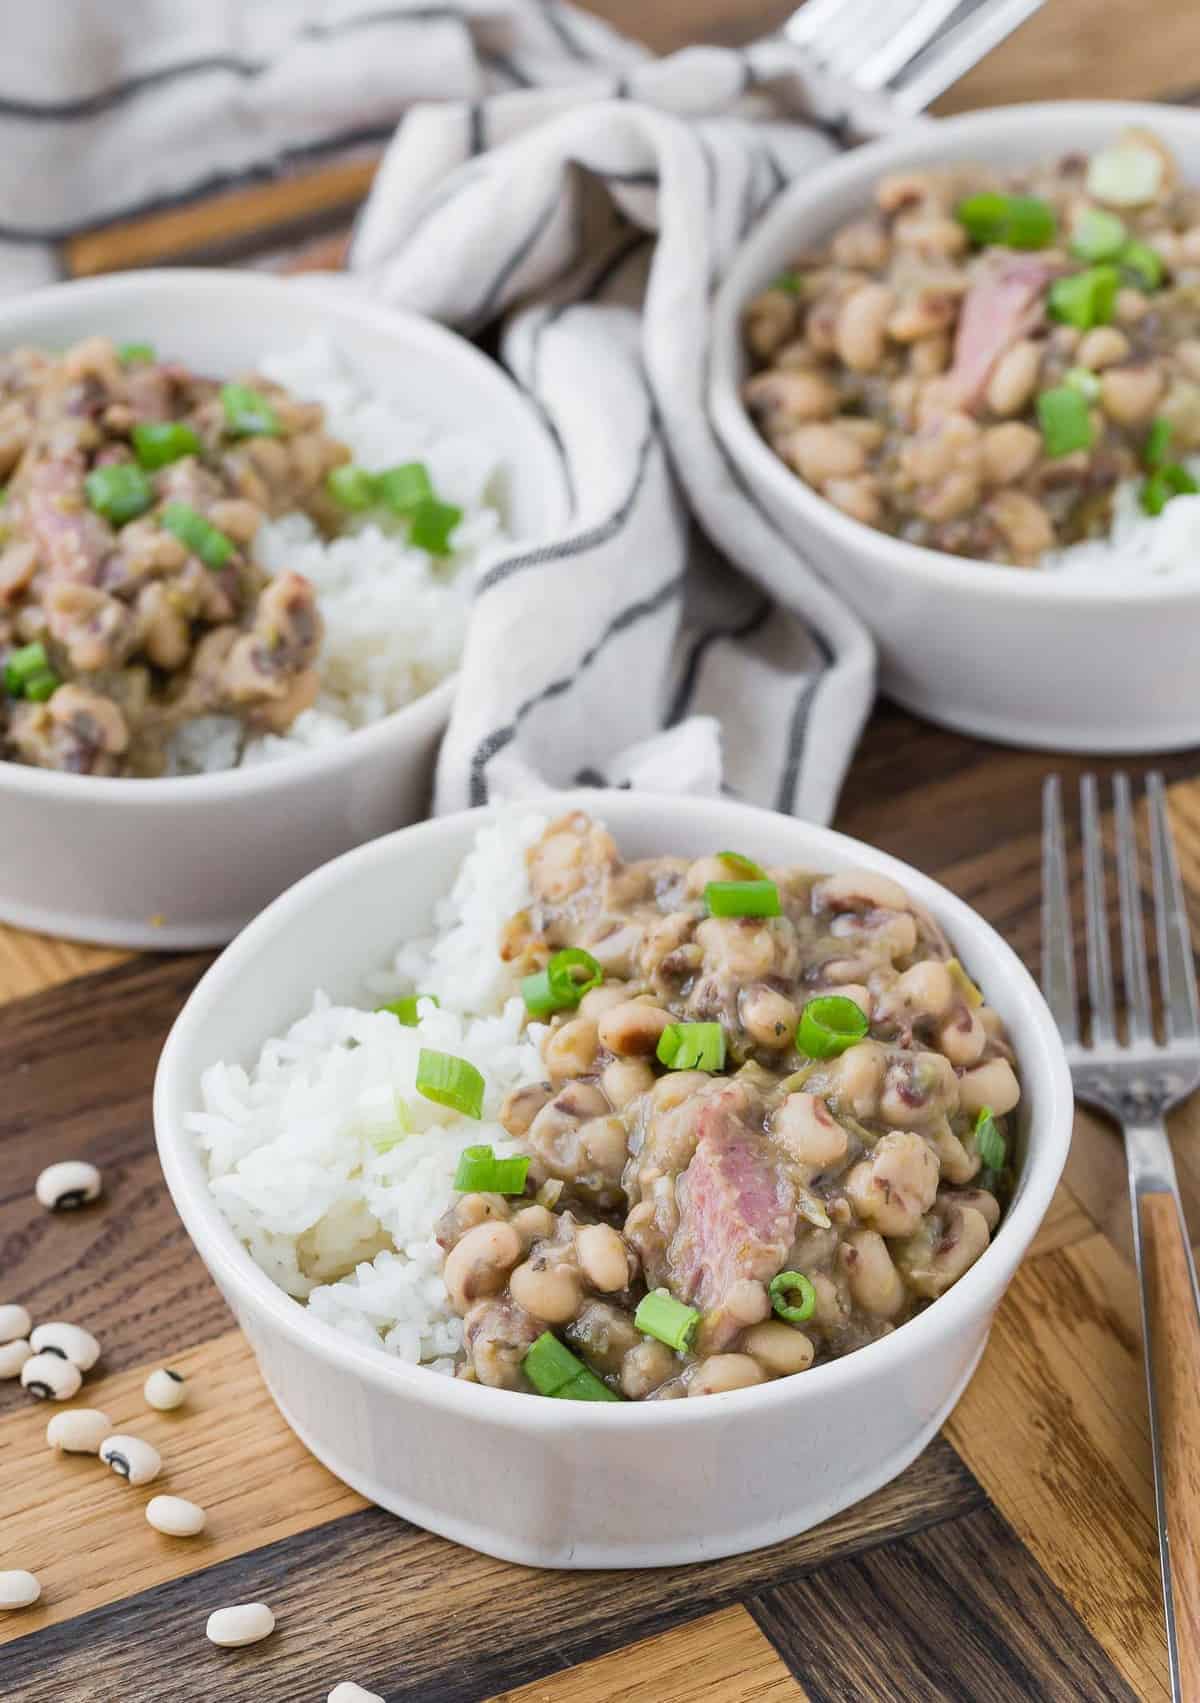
left=0, top=922, right=126, bottom=1005
left=487, top=1606, right=807, bottom=1703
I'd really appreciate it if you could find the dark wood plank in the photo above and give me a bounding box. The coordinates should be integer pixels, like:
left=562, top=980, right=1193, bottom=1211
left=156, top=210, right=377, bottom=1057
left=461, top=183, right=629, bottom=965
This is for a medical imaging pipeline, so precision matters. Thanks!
left=1, top=1440, right=982, bottom=1703
left=750, top=1499, right=1140, bottom=1703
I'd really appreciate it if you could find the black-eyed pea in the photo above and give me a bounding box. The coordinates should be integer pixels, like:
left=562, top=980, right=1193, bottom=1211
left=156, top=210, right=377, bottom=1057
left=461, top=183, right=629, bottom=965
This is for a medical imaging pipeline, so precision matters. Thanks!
left=1077, top=326, right=1130, bottom=370
left=744, top=289, right=800, bottom=361
left=881, top=1051, right=960, bottom=1127
left=893, top=213, right=969, bottom=260
left=30, top=1322, right=100, bottom=1371
left=575, top=1224, right=632, bottom=1293
left=1176, top=339, right=1200, bottom=383
left=724, top=1279, right=771, bottom=1327
left=740, top=984, right=798, bottom=1048
left=597, top=1000, right=671, bottom=1058
left=510, top=1203, right=557, bottom=1248
left=741, top=1320, right=815, bottom=1376
left=841, top=1229, right=906, bottom=1319
left=825, top=476, right=882, bottom=528
left=897, top=1205, right=991, bottom=1299
left=99, top=1434, right=162, bottom=1485
left=1146, top=228, right=1182, bottom=272
left=937, top=1005, right=987, bottom=1067
left=35, top=1160, right=101, bottom=1212
left=578, top=982, right=629, bottom=1020
left=0, top=1305, right=31, bottom=1344
left=772, top=1094, right=849, bottom=1171
left=1100, top=362, right=1164, bottom=425
left=742, top=368, right=839, bottom=425
left=442, top=1221, right=523, bottom=1312
left=21, top=1352, right=81, bottom=1402
left=686, top=1353, right=766, bottom=1397
left=899, top=411, right=979, bottom=484
left=782, top=423, right=867, bottom=485
left=509, top=1256, right=582, bottom=1324
left=0, top=1571, right=40, bottom=1611
left=814, top=869, right=910, bottom=915
left=985, top=339, right=1041, bottom=416
left=1115, top=287, right=1151, bottom=324
left=838, top=419, right=887, bottom=453
left=985, top=490, right=1054, bottom=565
left=909, top=334, right=950, bottom=378
left=926, top=1124, right=979, bottom=1186
left=845, top=1130, right=939, bottom=1236
left=453, top=1192, right=512, bottom=1235
left=917, top=468, right=981, bottom=523
left=329, top=1685, right=385, bottom=1703
left=542, top=1016, right=600, bottom=1081
left=875, top=170, right=941, bottom=214
left=829, top=1039, right=888, bottom=1121
left=0, top=1341, right=32, bottom=1379
left=206, top=1604, right=276, bottom=1648
left=940, top=1185, right=1002, bottom=1231
left=959, top=1057, right=1020, bottom=1117
left=894, top=959, right=954, bottom=1020
left=621, top=1337, right=677, bottom=1399
left=889, top=290, right=959, bottom=343
left=601, top=1056, right=655, bottom=1110
left=144, top=1367, right=187, bottom=1411
left=146, top=1495, right=206, bottom=1537
left=805, top=295, right=841, bottom=356
left=835, top=283, right=895, bottom=373
left=980, top=422, right=1041, bottom=486
left=46, top=1408, right=111, bottom=1454
left=831, top=217, right=891, bottom=270
left=807, top=1271, right=850, bottom=1332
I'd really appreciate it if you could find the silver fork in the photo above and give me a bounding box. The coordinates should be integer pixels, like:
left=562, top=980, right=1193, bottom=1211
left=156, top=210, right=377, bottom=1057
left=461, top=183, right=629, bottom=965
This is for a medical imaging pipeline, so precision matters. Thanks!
left=785, top=0, right=1047, bottom=112
left=1043, top=772, right=1200, bottom=1703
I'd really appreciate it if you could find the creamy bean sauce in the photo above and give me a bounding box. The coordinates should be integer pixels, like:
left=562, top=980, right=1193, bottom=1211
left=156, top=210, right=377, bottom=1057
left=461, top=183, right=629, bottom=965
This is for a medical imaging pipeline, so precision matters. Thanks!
left=742, top=130, right=1200, bottom=566
left=440, top=813, right=1020, bottom=1401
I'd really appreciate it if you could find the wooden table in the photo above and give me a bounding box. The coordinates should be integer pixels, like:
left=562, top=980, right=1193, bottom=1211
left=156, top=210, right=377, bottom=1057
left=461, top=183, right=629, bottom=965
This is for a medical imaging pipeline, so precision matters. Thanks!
left=4, top=5, right=1200, bottom=1699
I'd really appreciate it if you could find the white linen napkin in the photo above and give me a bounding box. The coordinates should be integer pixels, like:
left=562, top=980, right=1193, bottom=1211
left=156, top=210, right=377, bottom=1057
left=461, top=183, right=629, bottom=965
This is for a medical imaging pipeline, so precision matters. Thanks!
left=1, top=1, right=892, bottom=822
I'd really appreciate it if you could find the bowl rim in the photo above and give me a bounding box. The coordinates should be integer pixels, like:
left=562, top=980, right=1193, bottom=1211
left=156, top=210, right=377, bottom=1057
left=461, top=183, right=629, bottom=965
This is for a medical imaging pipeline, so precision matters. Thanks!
left=710, top=98, right=1200, bottom=609
left=153, top=787, right=1075, bottom=1431
left=0, top=267, right=569, bottom=801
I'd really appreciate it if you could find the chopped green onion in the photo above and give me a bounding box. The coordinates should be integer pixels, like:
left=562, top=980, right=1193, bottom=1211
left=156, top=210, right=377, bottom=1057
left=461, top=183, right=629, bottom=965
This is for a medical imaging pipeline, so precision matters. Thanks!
left=1140, top=463, right=1200, bottom=516
left=1086, top=142, right=1164, bottom=209
left=634, top=1288, right=700, bottom=1352
left=1063, top=366, right=1101, bottom=402
left=771, top=270, right=802, bottom=295
left=1036, top=386, right=1094, bottom=458
left=377, top=993, right=439, bottom=1027
left=453, top=1144, right=531, bottom=1195
left=117, top=342, right=155, bottom=366
left=656, top=1022, right=726, bottom=1073
left=716, top=850, right=766, bottom=879
left=1120, top=238, right=1163, bottom=292
left=521, top=947, right=604, bottom=1018
left=131, top=420, right=201, bottom=470
left=704, top=879, right=781, bottom=919
left=973, top=1107, right=1006, bottom=1172
left=769, top=1270, right=816, bottom=1324
left=416, top=1048, right=485, bottom=1119
left=160, top=501, right=235, bottom=570
left=326, top=464, right=379, bottom=510
left=377, top=462, right=433, bottom=514
left=1069, top=207, right=1126, bottom=262
left=1047, top=265, right=1120, bottom=330
left=23, top=669, right=60, bottom=703
left=955, top=192, right=1056, bottom=250
left=1144, top=417, right=1173, bottom=472
left=220, top=382, right=280, bottom=438
left=409, top=496, right=463, bottom=557
left=523, top=1331, right=623, bottom=1401
left=84, top=462, right=154, bottom=525
left=4, top=641, right=50, bottom=695
left=797, top=995, right=869, bottom=1059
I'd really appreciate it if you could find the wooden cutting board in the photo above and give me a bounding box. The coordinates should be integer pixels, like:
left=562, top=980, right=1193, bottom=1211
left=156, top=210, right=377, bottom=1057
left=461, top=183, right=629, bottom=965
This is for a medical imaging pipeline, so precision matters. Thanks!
left=3, top=4, right=1200, bottom=1698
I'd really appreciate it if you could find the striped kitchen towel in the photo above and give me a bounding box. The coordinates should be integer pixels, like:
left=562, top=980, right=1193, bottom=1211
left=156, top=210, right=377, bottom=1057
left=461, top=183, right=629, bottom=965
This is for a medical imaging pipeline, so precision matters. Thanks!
left=2, top=1, right=887, bottom=822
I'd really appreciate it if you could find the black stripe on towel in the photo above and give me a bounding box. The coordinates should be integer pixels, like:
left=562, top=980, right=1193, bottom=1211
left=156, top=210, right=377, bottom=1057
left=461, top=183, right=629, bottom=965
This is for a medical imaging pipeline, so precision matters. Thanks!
left=665, top=594, right=773, bottom=726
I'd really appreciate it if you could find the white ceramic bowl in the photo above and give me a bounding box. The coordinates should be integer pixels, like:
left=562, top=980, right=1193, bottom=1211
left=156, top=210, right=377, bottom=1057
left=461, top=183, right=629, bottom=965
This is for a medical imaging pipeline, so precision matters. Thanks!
left=154, top=788, right=1073, bottom=1569
left=711, top=101, right=1200, bottom=753
left=0, top=270, right=570, bottom=948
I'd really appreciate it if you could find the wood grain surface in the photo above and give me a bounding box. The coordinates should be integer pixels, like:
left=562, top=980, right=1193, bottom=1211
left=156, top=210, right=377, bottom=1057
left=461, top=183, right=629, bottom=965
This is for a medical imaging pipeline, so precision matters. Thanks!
left=3, top=3, right=1199, bottom=1701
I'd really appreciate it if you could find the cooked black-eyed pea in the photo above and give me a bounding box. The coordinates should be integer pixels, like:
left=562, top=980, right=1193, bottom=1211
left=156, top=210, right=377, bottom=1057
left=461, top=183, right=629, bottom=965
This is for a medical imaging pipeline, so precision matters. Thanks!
left=47, top=1408, right=112, bottom=1454
left=509, top=1254, right=582, bottom=1324
left=144, top=1367, right=186, bottom=1411
left=958, top=1057, right=1020, bottom=1117
left=146, top=1495, right=206, bottom=1537
left=21, top=1351, right=82, bottom=1401
left=620, top=1337, right=678, bottom=1399
left=0, top=1340, right=32, bottom=1379
left=0, top=1571, right=40, bottom=1610
left=574, top=1223, right=632, bottom=1293
left=740, top=1320, right=816, bottom=1376
left=30, top=1321, right=100, bottom=1371
left=0, top=1304, right=31, bottom=1344
left=206, top=1603, right=276, bottom=1647
left=35, top=1160, right=102, bottom=1212
left=99, top=1434, right=162, bottom=1485
left=329, top=1686, right=385, bottom=1703
left=685, top=1354, right=766, bottom=1397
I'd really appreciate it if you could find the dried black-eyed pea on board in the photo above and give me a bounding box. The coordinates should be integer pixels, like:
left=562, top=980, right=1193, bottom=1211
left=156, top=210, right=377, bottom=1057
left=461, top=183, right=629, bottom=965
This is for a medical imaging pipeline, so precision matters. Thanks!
left=144, top=1367, right=186, bottom=1411
left=30, top=1321, right=100, bottom=1371
left=20, top=1352, right=82, bottom=1401
left=35, top=1161, right=102, bottom=1212
left=99, top=1434, right=162, bottom=1485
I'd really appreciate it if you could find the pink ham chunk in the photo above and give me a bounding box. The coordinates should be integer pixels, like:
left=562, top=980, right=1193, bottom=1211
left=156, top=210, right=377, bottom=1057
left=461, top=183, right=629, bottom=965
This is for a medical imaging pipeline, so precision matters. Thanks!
left=949, top=255, right=1059, bottom=411
left=22, top=458, right=113, bottom=585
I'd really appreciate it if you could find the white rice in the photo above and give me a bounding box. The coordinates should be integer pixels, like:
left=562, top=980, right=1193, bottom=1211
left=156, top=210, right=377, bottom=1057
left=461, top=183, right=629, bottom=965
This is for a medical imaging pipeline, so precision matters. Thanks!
left=189, top=811, right=549, bottom=1372
left=1043, top=462, right=1200, bottom=578
left=168, top=333, right=507, bottom=776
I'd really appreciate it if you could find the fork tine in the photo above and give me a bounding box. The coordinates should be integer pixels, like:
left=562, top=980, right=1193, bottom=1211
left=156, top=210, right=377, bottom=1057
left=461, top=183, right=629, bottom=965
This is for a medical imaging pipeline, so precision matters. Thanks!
left=1041, top=774, right=1079, bottom=1044
left=1114, top=772, right=1154, bottom=1044
left=890, top=0, right=1047, bottom=112
left=809, top=0, right=928, bottom=79
left=1080, top=773, right=1116, bottom=1046
left=854, top=0, right=968, bottom=91
left=1147, top=771, right=1200, bottom=1044
left=784, top=0, right=859, bottom=47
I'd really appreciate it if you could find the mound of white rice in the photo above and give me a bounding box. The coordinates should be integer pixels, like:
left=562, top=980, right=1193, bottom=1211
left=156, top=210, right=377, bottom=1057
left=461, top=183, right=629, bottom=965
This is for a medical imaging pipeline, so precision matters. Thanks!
left=1043, top=463, right=1200, bottom=577
left=188, top=811, right=549, bottom=1371
left=168, top=333, right=507, bottom=775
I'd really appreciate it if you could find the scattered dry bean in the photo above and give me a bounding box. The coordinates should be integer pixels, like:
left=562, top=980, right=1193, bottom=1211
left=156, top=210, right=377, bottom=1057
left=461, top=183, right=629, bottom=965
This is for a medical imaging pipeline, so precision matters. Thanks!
left=144, top=1367, right=187, bottom=1411
left=47, top=1408, right=112, bottom=1454
left=0, top=1571, right=40, bottom=1610
left=0, top=1305, right=31, bottom=1344
left=30, top=1322, right=100, bottom=1371
left=0, top=1340, right=32, bottom=1379
left=35, top=1161, right=102, bottom=1212
left=21, top=1352, right=82, bottom=1401
left=99, top=1434, right=162, bottom=1485
left=206, top=1603, right=276, bottom=1647
left=146, top=1495, right=206, bottom=1537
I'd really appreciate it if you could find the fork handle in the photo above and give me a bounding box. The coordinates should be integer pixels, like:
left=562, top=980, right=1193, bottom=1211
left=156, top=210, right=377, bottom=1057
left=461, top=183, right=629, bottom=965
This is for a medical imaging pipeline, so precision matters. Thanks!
left=1129, top=1124, right=1200, bottom=1702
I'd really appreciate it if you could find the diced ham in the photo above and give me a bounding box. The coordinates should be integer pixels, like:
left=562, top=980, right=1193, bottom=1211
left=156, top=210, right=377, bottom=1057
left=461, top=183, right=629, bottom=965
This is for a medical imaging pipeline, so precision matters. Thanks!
left=22, top=458, right=113, bottom=585
left=948, top=255, right=1059, bottom=411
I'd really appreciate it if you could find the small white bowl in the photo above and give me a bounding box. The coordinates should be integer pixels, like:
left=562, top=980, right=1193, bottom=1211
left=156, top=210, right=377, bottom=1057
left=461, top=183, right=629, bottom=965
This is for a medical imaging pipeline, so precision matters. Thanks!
left=711, top=102, right=1200, bottom=753
left=154, top=789, right=1073, bottom=1569
left=0, top=270, right=570, bottom=948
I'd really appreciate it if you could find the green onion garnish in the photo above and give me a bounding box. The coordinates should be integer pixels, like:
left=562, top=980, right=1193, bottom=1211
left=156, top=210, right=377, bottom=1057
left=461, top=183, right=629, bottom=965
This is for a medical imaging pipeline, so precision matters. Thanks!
left=377, top=993, right=439, bottom=1027
left=1144, top=418, right=1173, bottom=472
left=955, top=192, right=1056, bottom=250
left=409, top=496, right=463, bottom=557
left=769, top=1270, right=816, bottom=1324
left=1120, top=239, right=1163, bottom=292
left=1141, top=463, right=1200, bottom=516
left=84, top=462, right=154, bottom=526
left=704, top=879, right=781, bottom=918
left=716, top=850, right=766, bottom=879
left=656, top=1021, right=726, bottom=1073
left=1036, top=386, right=1094, bottom=459
left=160, top=501, right=235, bottom=570
left=521, top=947, right=604, bottom=1018
left=1063, top=366, right=1101, bottom=402
left=378, top=462, right=433, bottom=514
left=1047, top=265, right=1120, bottom=330
left=416, top=1048, right=485, bottom=1119
left=131, top=420, right=201, bottom=471
left=523, top=1331, right=623, bottom=1401
left=117, top=342, right=155, bottom=366
left=973, top=1106, right=1006, bottom=1172
left=771, top=271, right=802, bottom=295
left=1087, top=142, right=1164, bottom=208
left=796, top=995, right=869, bottom=1059
left=4, top=642, right=59, bottom=701
left=1069, top=207, right=1126, bottom=262
left=453, top=1144, right=531, bottom=1195
left=634, top=1288, right=700, bottom=1352
left=220, top=382, right=280, bottom=438
left=23, top=669, right=60, bottom=702
left=327, top=464, right=379, bottom=511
